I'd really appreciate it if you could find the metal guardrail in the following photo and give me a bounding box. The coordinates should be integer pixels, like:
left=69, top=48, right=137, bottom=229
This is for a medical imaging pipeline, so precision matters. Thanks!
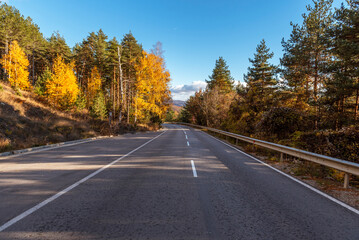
left=176, top=122, right=359, bottom=188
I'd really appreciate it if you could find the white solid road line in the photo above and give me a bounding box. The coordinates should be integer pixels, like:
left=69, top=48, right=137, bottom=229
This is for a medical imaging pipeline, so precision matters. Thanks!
left=0, top=131, right=167, bottom=232
left=203, top=131, right=359, bottom=216
left=0, top=139, right=97, bottom=160
left=191, top=160, right=198, bottom=177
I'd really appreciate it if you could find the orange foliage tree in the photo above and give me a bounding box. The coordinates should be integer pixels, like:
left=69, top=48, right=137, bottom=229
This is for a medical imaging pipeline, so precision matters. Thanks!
left=45, top=55, right=79, bottom=109
left=87, top=66, right=102, bottom=108
left=134, top=51, right=171, bottom=122
left=0, top=40, right=30, bottom=90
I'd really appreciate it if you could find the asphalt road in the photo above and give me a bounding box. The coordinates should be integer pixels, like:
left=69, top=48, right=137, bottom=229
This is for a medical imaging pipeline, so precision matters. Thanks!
left=0, top=124, right=358, bottom=239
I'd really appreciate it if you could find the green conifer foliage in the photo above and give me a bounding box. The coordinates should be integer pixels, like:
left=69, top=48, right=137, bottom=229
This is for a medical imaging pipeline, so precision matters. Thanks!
left=91, top=92, right=107, bottom=120
left=47, top=32, right=72, bottom=63
left=206, top=57, right=234, bottom=93
left=326, top=0, right=359, bottom=125
left=120, top=32, right=143, bottom=123
left=244, top=39, right=278, bottom=113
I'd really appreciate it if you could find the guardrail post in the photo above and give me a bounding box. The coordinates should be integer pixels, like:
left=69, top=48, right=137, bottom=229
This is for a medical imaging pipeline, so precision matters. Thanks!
left=343, top=173, right=350, bottom=188
left=236, top=139, right=238, bottom=145
left=280, top=153, right=283, bottom=162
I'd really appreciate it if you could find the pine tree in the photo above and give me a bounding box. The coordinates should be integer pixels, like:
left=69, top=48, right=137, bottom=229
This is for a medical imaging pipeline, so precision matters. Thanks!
left=280, top=0, right=334, bottom=129
left=91, top=29, right=108, bottom=77
left=244, top=39, right=278, bottom=113
left=91, top=91, right=107, bottom=120
left=0, top=4, right=25, bottom=55
left=73, top=29, right=108, bottom=104
left=73, top=40, right=95, bottom=90
left=0, top=40, right=30, bottom=90
left=34, top=67, right=52, bottom=96
left=0, top=4, right=47, bottom=84
left=206, top=57, right=234, bottom=92
left=21, top=16, right=48, bottom=85
left=281, top=23, right=311, bottom=110
left=326, top=0, right=359, bottom=124
left=106, top=37, right=121, bottom=119
left=47, top=32, right=72, bottom=63
left=303, top=0, right=333, bottom=105
left=121, top=32, right=143, bottom=123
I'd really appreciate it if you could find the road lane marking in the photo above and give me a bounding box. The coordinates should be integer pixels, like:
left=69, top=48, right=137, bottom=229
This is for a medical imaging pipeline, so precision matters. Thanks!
left=185, top=135, right=188, bottom=139
left=203, top=132, right=359, bottom=216
left=0, top=131, right=167, bottom=232
left=0, top=139, right=100, bottom=160
left=191, top=160, right=198, bottom=177
left=187, top=141, right=190, bottom=146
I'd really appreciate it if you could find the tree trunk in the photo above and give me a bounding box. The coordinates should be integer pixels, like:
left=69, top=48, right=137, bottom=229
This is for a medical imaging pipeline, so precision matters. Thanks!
left=355, top=89, right=359, bottom=121
left=113, top=67, right=116, bottom=121
left=118, top=46, right=124, bottom=122
left=8, top=50, right=11, bottom=81
left=5, top=39, right=9, bottom=55
left=134, top=91, right=137, bottom=124
left=313, top=52, right=319, bottom=130
left=335, top=100, right=340, bottom=131
left=117, top=74, right=120, bottom=121
left=32, top=51, right=35, bottom=85
left=127, top=79, right=130, bottom=124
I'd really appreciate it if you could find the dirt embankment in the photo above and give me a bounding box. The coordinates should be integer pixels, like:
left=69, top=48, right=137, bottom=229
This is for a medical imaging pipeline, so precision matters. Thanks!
left=0, top=84, right=99, bottom=152
left=0, top=83, right=158, bottom=153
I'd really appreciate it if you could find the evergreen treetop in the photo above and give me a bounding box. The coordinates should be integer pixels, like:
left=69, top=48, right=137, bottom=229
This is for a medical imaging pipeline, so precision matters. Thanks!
left=206, top=56, right=234, bottom=92
left=245, top=39, right=277, bottom=93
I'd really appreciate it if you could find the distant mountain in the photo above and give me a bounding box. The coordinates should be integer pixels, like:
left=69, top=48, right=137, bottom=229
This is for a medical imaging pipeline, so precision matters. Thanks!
left=172, top=100, right=186, bottom=107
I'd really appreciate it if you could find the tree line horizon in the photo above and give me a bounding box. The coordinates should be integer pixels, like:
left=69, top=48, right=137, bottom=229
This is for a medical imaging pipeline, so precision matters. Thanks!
left=177, top=0, right=358, bottom=140
left=0, top=3, right=171, bottom=125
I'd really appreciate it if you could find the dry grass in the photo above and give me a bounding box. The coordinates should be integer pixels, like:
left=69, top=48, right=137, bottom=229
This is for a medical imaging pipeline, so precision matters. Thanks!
left=0, top=82, right=156, bottom=152
left=0, top=137, right=11, bottom=152
left=0, top=82, right=97, bottom=152
left=0, top=83, right=78, bottom=120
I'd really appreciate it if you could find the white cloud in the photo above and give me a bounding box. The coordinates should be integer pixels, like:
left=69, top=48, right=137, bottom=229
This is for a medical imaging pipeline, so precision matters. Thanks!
left=171, top=81, right=207, bottom=101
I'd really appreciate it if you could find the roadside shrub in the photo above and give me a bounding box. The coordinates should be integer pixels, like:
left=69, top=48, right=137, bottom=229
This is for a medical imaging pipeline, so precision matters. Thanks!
left=294, top=127, right=359, bottom=164
left=150, top=114, right=162, bottom=124
left=165, top=109, right=175, bottom=122
left=176, top=108, right=191, bottom=123
left=75, top=91, right=87, bottom=110
left=35, top=68, right=52, bottom=96
left=256, top=107, right=308, bottom=139
left=0, top=137, right=11, bottom=151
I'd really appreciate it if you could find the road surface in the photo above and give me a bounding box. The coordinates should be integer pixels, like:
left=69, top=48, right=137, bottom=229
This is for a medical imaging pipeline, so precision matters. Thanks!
left=0, top=124, right=358, bottom=239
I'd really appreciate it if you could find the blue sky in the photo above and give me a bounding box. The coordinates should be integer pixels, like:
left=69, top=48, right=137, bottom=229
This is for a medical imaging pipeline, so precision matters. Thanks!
left=5, top=0, right=344, bottom=100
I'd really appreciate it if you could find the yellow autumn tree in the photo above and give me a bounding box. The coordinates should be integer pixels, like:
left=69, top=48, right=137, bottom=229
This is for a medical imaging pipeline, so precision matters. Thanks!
left=0, top=40, right=30, bottom=90
left=87, top=66, right=102, bottom=108
left=45, top=55, right=79, bottom=109
left=134, top=51, right=171, bottom=122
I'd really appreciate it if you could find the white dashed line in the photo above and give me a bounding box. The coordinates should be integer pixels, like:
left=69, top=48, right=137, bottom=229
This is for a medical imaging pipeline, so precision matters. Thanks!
left=191, top=160, right=198, bottom=177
